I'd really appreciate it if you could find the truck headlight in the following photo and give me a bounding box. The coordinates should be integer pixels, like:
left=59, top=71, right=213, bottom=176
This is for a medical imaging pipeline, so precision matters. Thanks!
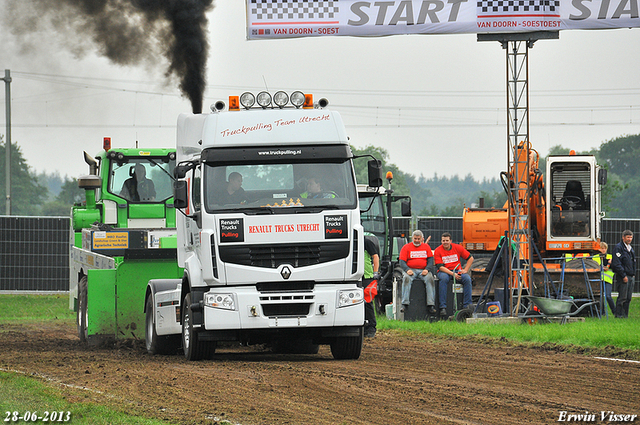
left=338, top=288, right=364, bottom=308
left=204, top=293, right=236, bottom=311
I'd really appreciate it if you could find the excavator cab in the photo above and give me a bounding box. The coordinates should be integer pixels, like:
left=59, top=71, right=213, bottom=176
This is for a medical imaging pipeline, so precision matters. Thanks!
left=547, top=157, right=601, bottom=241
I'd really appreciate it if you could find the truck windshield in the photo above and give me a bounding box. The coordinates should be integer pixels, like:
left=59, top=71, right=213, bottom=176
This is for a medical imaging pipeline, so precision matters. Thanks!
left=108, top=158, right=175, bottom=203
left=203, top=160, right=357, bottom=212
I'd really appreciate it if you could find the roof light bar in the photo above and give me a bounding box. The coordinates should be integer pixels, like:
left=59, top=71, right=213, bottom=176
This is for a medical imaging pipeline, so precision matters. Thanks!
left=222, top=91, right=320, bottom=110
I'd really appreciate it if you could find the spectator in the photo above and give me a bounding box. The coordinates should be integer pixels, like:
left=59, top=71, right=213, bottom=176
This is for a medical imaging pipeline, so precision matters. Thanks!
left=594, top=242, right=615, bottom=316
left=399, top=230, right=436, bottom=316
left=434, top=232, right=474, bottom=318
left=610, top=230, right=636, bottom=318
left=363, top=235, right=381, bottom=338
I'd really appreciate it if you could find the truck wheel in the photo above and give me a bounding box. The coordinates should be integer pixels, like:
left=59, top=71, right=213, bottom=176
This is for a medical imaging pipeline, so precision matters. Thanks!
left=145, top=296, right=180, bottom=355
left=329, top=327, right=364, bottom=360
left=182, top=293, right=216, bottom=361
left=77, top=276, right=88, bottom=342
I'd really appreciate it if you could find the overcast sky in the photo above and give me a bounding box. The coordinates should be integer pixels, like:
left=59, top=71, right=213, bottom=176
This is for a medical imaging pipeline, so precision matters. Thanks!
left=1, top=0, right=639, bottom=182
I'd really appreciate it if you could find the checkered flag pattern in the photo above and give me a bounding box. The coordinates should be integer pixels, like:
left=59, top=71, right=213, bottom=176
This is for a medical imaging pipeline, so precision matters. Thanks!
left=250, top=0, right=339, bottom=20
left=477, top=0, right=560, bottom=14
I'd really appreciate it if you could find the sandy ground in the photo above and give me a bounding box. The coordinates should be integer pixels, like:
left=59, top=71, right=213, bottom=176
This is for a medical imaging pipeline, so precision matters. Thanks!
left=1, top=322, right=639, bottom=425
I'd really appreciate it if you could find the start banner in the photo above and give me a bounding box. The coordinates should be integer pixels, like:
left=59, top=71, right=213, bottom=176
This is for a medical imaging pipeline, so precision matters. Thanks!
left=246, top=0, right=640, bottom=39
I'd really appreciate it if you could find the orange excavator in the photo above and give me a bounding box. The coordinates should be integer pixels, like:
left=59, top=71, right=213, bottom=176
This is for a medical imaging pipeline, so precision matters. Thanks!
left=463, top=141, right=607, bottom=303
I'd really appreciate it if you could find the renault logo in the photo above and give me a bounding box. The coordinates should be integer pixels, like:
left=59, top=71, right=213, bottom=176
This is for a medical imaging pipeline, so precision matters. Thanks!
left=280, top=266, right=291, bottom=280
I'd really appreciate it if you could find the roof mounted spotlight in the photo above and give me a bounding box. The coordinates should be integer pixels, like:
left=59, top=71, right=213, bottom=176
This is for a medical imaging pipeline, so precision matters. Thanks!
left=290, top=91, right=306, bottom=109
left=256, top=91, right=272, bottom=109
left=317, top=98, right=329, bottom=109
left=210, top=100, right=226, bottom=113
left=273, top=91, right=289, bottom=108
left=240, top=92, right=255, bottom=109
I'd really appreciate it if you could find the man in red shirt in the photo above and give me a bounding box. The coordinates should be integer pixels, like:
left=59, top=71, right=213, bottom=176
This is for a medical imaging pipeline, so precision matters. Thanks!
left=399, top=230, right=436, bottom=315
left=434, top=232, right=474, bottom=318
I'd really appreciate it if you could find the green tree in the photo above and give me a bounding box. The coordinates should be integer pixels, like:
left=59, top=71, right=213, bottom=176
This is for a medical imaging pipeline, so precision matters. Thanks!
left=598, top=134, right=640, bottom=181
left=0, top=138, right=48, bottom=215
left=40, top=178, right=84, bottom=216
left=350, top=145, right=411, bottom=197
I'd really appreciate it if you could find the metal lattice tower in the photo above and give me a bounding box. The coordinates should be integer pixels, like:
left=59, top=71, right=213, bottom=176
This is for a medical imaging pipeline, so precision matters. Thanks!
left=478, top=31, right=559, bottom=315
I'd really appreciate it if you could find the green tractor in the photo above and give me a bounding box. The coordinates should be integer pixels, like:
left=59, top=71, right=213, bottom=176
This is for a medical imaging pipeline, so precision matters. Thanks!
left=70, top=138, right=183, bottom=344
left=358, top=172, right=411, bottom=314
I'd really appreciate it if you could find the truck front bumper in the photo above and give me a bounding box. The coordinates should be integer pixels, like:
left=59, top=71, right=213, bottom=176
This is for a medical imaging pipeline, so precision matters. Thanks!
left=201, top=284, right=365, bottom=331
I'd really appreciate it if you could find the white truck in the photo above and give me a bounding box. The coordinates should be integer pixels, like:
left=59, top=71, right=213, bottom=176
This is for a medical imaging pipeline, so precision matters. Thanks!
left=145, top=91, right=382, bottom=360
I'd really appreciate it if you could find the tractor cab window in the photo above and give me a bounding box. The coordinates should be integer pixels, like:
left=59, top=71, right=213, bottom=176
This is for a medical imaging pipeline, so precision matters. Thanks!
left=550, top=162, right=591, bottom=238
left=108, top=157, right=175, bottom=203
left=360, top=194, right=387, bottom=257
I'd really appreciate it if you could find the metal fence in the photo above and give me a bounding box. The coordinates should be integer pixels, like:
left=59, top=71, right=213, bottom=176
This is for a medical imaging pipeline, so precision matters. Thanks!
left=0, top=215, right=638, bottom=292
left=0, top=216, right=70, bottom=292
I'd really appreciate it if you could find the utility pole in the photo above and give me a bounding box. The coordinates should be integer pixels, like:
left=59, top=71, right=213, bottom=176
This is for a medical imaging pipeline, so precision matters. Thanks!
left=2, top=69, right=11, bottom=215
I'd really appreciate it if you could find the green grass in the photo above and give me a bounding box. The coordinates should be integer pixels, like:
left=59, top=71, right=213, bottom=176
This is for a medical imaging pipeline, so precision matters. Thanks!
left=378, top=300, right=640, bottom=351
left=0, top=372, right=175, bottom=425
left=0, top=294, right=75, bottom=324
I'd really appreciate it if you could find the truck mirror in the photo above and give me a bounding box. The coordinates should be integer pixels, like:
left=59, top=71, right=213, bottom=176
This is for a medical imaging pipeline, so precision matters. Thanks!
left=598, top=168, right=607, bottom=186
left=367, top=159, right=383, bottom=188
left=174, top=164, right=190, bottom=179
left=173, top=181, right=189, bottom=209
left=401, top=199, right=412, bottom=217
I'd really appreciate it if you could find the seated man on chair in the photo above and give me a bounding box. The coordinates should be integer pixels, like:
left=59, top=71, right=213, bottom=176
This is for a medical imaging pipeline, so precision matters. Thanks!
left=399, top=230, right=436, bottom=315
left=434, top=232, right=474, bottom=318
left=300, top=177, right=336, bottom=199
left=120, top=163, right=156, bottom=202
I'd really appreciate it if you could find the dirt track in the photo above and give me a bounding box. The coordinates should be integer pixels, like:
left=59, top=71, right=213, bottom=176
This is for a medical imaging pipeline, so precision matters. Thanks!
left=2, top=322, right=639, bottom=425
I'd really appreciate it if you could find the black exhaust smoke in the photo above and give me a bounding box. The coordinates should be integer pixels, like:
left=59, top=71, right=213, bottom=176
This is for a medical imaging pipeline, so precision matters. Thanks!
left=4, top=0, right=214, bottom=114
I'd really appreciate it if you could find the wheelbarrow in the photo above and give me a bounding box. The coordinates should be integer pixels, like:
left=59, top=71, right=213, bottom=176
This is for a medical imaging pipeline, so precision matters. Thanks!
left=522, top=295, right=598, bottom=324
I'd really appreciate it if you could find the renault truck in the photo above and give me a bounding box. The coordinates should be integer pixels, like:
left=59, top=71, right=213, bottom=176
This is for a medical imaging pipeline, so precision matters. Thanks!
left=145, top=91, right=382, bottom=360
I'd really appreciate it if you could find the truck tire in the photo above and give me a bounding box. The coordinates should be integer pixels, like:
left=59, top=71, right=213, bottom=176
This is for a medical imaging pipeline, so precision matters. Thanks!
left=77, top=276, right=88, bottom=342
left=182, top=293, right=216, bottom=361
left=145, top=296, right=180, bottom=355
left=329, top=327, right=364, bottom=360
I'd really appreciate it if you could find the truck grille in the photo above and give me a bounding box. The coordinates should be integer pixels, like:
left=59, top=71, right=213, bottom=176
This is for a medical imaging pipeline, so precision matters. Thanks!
left=219, top=242, right=350, bottom=268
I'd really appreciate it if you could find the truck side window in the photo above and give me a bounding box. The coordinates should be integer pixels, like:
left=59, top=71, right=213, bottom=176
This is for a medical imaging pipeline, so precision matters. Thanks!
left=192, top=166, right=201, bottom=211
